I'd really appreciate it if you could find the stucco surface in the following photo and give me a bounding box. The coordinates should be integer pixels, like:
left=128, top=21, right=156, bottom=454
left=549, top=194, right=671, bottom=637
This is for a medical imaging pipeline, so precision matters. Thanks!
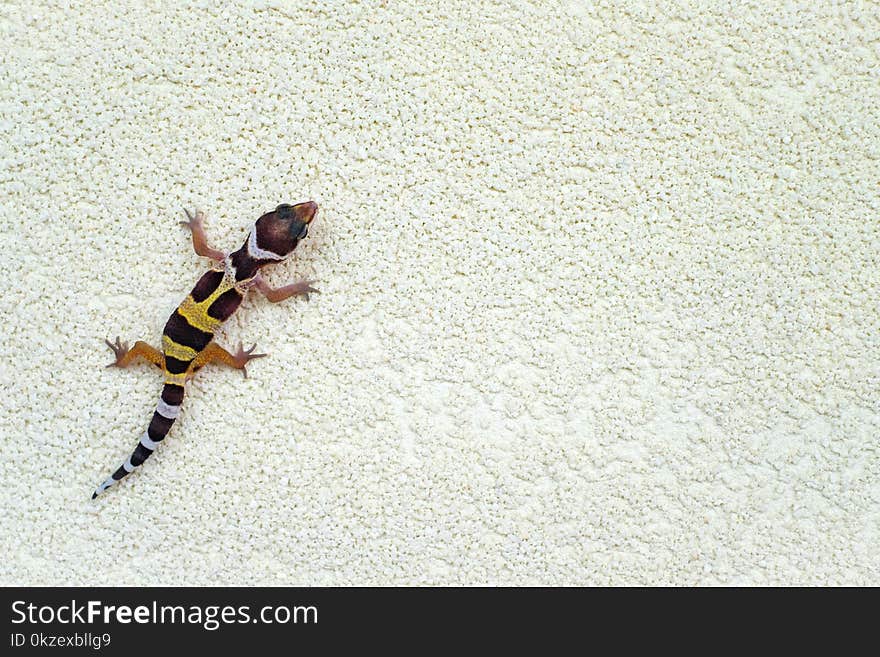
left=1, top=1, right=878, bottom=584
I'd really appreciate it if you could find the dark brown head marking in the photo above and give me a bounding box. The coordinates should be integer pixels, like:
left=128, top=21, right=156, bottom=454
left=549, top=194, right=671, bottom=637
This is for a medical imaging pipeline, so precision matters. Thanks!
left=248, top=201, right=317, bottom=261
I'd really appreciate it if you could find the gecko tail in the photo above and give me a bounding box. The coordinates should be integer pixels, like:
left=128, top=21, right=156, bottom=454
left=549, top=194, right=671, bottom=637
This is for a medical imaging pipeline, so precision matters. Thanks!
left=91, top=382, right=185, bottom=500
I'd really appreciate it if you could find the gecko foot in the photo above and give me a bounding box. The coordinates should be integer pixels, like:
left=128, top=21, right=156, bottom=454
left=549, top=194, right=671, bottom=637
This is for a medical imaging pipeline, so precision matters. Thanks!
left=233, top=342, right=267, bottom=378
left=105, top=336, right=130, bottom=368
left=179, top=208, right=206, bottom=231
left=295, top=280, right=320, bottom=302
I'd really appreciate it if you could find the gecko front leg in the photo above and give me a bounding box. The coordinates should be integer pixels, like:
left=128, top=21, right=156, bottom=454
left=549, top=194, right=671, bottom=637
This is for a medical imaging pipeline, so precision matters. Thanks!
left=251, top=274, right=319, bottom=302
left=180, top=208, right=225, bottom=261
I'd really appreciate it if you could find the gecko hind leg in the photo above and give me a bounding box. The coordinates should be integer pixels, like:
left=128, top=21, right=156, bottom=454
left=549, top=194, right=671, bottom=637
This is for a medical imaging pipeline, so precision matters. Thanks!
left=189, top=342, right=267, bottom=379
left=105, top=337, right=164, bottom=370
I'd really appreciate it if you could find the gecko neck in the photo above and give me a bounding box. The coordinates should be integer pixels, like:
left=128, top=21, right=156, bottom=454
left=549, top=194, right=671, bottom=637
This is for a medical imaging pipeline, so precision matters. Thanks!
left=227, top=247, right=271, bottom=282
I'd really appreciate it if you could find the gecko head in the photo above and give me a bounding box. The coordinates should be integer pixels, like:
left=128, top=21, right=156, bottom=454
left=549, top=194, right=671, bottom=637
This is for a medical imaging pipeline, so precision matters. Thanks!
left=248, top=201, right=318, bottom=260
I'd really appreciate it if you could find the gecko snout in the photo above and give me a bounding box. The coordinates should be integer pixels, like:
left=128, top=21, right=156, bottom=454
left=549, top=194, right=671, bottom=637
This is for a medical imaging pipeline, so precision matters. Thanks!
left=295, top=200, right=318, bottom=223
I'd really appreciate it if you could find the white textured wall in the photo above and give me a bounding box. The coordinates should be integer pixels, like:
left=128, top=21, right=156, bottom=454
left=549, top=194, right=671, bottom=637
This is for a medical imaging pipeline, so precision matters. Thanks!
left=1, top=1, right=877, bottom=585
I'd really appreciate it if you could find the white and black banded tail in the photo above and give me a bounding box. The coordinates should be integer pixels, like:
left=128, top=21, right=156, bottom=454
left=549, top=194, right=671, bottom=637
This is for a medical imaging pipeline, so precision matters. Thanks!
left=92, top=383, right=185, bottom=499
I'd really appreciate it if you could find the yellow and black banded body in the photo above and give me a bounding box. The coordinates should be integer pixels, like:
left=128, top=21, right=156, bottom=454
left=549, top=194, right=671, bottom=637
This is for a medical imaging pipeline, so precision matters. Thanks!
left=163, top=266, right=245, bottom=375
left=94, top=202, right=319, bottom=498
